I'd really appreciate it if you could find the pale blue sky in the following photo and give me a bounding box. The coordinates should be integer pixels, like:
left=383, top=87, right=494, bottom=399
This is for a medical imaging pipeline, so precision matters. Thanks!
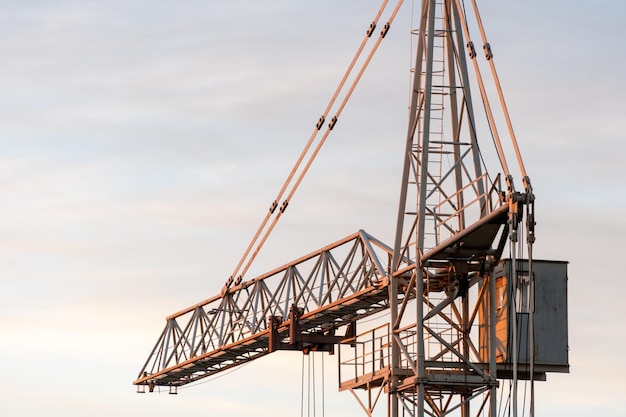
left=1, top=1, right=625, bottom=416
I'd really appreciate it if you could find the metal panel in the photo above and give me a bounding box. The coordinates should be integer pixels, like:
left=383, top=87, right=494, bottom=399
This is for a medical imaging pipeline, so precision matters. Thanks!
left=514, top=259, right=569, bottom=369
left=481, top=259, right=569, bottom=376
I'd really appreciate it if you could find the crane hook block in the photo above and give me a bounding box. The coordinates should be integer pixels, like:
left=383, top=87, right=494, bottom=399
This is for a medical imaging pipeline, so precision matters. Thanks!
left=316, top=115, right=325, bottom=130
left=329, top=116, right=338, bottom=130
left=483, top=43, right=493, bottom=60
left=367, top=21, right=376, bottom=37
left=466, top=41, right=476, bottom=59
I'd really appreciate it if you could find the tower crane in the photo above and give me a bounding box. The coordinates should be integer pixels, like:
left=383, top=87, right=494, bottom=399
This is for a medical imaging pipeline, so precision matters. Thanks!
left=134, top=1, right=569, bottom=416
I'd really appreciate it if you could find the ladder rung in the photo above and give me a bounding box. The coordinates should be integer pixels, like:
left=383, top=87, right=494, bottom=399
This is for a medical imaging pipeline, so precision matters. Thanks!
left=430, top=141, right=471, bottom=146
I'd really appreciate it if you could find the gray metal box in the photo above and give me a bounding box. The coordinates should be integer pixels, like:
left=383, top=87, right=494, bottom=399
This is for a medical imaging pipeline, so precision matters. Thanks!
left=480, top=259, right=569, bottom=378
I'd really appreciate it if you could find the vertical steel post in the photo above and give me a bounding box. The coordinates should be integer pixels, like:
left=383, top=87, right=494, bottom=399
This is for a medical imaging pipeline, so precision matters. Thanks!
left=415, top=1, right=438, bottom=415
left=511, top=234, right=518, bottom=417
left=391, top=1, right=430, bottom=416
left=489, top=266, right=498, bottom=417
left=443, top=0, right=465, bottom=232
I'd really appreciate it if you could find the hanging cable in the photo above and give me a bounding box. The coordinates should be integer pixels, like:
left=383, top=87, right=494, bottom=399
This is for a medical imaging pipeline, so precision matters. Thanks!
left=321, top=353, right=325, bottom=417
left=312, top=354, right=316, bottom=417
left=507, top=221, right=519, bottom=417
left=297, top=352, right=328, bottom=417
left=521, top=379, right=528, bottom=417
left=306, top=355, right=311, bottom=417
left=526, top=199, right=536, bottom=417
left=301, top=354, right=306, bottom=417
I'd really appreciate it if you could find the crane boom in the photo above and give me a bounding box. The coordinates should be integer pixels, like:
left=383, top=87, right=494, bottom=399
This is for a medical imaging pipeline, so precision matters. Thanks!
left=134, top=231, right=405, bottom=390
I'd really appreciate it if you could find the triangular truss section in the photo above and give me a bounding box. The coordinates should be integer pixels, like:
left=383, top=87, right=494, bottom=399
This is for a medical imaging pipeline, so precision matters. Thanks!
left=135, top=231, right=410, bottom=389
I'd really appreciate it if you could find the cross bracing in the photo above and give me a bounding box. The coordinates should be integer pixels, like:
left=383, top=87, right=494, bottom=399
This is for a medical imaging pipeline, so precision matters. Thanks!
left=134, top=230, right=412, bottom=389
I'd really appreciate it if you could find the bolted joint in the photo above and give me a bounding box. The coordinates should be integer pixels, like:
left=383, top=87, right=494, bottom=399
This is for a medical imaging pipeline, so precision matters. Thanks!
left=279, top=199, right=289, bottom=213
left=269, top=200, right=278, bottom=213
left=484, top=43, right=493, bottom=60
left=328, top=116, right=338, bottom=130
left=527, top=211, right=536, bottom=244
left=316, top=115, right=325, bottom=130
left=467, top=41, right=477, bottom=59
left=366, top=21, right=376, bottom=37
left=268, top=315, right=283, bottom=353
left=523, top=175, right=535, bottom=202
left=505, top=174, right=515, bottom=193
left=289, top=304, right=305, bottom=318
left=221, top=276, right=234, bottom=296
left=381, top=22, right=390, bottom=38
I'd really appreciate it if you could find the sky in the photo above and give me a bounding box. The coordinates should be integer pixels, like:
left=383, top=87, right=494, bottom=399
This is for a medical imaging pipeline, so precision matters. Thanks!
left=1, top=0, right=625, bottom=416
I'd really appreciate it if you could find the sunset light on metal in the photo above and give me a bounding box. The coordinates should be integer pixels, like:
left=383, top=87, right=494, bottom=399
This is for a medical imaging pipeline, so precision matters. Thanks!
left=134, top=1, right=569, bottom=416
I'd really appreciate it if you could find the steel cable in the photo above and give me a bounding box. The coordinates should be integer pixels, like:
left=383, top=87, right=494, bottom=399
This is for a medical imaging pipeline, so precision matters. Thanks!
left=230, top=0, right=394, bottom=281
left=235, top=0, right=407, bottom=280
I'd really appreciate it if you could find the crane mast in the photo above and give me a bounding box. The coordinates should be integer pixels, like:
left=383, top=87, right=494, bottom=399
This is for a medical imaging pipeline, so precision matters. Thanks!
left=390, top=1, right=521, bottom=415
left=134, top=1, right=569, bottom=416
